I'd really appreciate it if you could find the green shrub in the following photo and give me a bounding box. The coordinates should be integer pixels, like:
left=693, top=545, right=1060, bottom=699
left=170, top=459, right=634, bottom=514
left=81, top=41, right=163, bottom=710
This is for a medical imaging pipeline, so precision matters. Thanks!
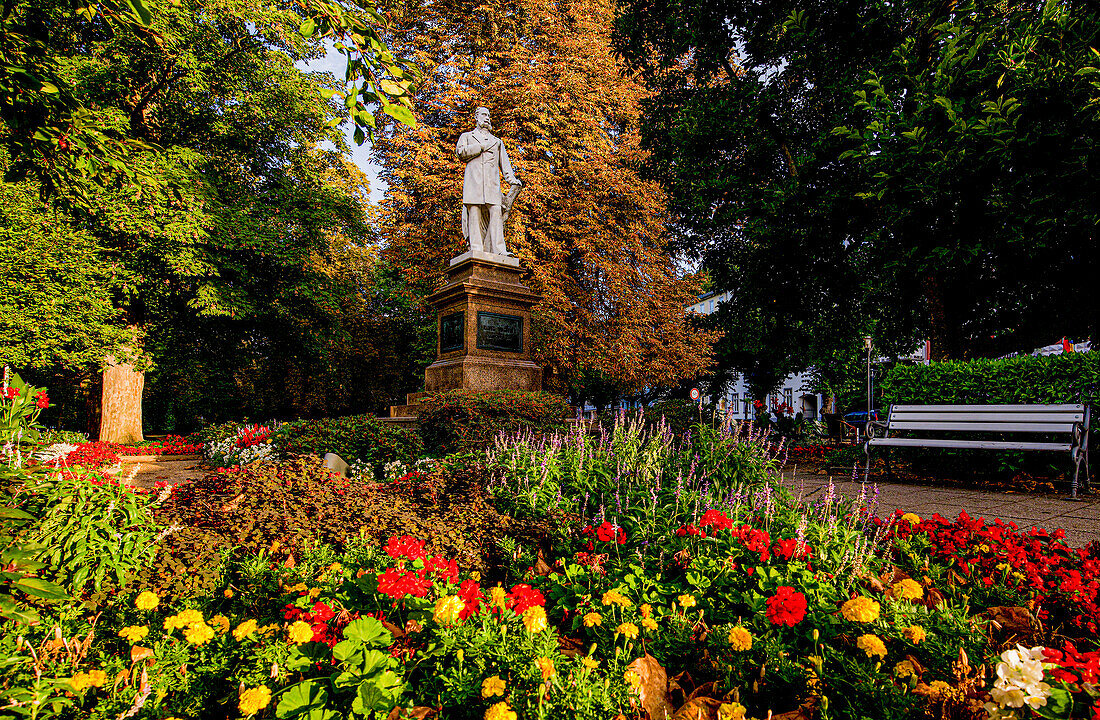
left=880, top=352, right=1100, bottom=408
left=272, top=414, right=424, bottom=474
left=417, top=390, right=569, bottom=455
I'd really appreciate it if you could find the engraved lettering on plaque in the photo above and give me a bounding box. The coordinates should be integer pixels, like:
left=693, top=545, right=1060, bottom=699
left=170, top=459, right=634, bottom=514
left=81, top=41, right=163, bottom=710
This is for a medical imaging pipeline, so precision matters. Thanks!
left=476, top=311, right=523, bottom=352
left=440, top=312, right=465, bottom=352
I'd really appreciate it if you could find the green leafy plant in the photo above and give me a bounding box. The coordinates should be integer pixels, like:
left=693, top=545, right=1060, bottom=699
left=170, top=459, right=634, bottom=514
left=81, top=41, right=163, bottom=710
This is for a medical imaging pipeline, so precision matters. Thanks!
left=15, top=470, right=164, bottom=593
left=417, top=390, right=569, bottom=455
left=273, top=415, right=425, bottom=477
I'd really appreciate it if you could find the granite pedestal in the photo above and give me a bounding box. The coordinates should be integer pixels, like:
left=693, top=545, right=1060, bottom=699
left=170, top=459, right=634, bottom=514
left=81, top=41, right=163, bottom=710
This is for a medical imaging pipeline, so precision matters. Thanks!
left=388, top=254, right=543, bottom=419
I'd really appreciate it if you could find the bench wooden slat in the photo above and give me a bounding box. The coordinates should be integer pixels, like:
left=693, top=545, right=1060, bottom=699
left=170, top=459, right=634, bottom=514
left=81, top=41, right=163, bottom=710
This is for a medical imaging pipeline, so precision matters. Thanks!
left=868, top=438, right=1073, bottom=451
left=886, top=421, right=1078, bottom=433
left=891, top=404, right=1084, bottom=412
left=889, top=412, right=1084, bottom=423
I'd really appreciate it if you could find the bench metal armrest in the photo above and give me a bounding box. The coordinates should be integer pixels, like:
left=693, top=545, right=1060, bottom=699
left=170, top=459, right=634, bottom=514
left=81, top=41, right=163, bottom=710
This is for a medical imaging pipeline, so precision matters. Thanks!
left=866, top=421, right=888, bottom=440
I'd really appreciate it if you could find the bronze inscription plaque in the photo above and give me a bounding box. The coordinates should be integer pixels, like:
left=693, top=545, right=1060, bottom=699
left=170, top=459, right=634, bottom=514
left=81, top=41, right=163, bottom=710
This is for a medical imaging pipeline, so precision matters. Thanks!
left=440, top=312, right=464, bottom=352
left=476, top=311, right=523, bottom=352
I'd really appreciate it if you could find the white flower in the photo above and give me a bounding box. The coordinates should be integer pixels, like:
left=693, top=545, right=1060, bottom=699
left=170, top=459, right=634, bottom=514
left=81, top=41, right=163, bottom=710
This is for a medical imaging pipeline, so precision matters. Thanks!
left=34, top=443, right=79, bottom=465
left=987, top=645, right=1051, bottom=714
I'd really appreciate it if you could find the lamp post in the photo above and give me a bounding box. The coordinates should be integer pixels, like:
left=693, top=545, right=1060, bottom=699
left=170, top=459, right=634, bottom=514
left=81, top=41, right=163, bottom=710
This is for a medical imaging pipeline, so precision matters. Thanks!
left=864, top=336, right=874, bottom=433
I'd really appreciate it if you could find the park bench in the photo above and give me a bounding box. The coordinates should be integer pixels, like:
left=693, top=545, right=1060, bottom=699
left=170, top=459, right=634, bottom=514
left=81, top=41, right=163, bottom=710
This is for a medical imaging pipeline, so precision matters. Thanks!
left=864, top=404, right=1091, bottom=497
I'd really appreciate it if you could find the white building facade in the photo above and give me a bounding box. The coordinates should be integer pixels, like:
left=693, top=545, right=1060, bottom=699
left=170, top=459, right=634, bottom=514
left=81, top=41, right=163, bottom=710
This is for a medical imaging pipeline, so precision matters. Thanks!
left=687, top=290, right=825, bottom=420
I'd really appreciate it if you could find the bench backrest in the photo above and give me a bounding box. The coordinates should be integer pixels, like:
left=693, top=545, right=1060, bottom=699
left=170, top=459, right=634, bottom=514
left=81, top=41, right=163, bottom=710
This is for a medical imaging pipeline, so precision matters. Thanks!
left=886, top=404, right=1087, bottom=434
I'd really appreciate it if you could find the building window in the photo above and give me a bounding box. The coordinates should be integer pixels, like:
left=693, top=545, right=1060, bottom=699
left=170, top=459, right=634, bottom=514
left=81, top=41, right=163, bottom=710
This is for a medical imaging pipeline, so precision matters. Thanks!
left=708, top=300, right=714, bottom=313
left=783, top=388, right=793, bottom=408
left=730, top=393, right=739, bottom=414
left=743, top=398, right=752, bottom=417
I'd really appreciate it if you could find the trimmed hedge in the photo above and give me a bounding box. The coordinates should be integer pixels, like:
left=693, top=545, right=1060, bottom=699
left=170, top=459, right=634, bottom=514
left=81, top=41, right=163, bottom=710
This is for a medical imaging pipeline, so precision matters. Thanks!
left=417, top=390, right=569, bottom=454
left=880, top=352, right=1100, bottom=408
left=273, top=414, right=425, bottom=474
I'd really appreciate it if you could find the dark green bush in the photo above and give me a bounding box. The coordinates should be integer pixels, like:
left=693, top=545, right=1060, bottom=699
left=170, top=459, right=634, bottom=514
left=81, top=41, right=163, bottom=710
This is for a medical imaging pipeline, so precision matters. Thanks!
left=417, top=390, right=569, bottom=454
left=880, top=352, right=1100, bottom=408
left=273, top=414, right=424, bottom=474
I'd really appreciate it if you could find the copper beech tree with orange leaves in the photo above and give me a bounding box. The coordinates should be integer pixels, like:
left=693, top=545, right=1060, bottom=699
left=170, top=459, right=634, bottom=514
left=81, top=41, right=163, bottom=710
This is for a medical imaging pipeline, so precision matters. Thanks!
left=372, top=0, right=716, bottom=399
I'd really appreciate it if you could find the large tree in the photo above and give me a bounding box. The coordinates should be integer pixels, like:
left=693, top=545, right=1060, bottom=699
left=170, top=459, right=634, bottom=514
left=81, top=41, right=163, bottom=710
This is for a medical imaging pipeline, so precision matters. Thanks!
left=615, top=0, right=1100, bottom=389
left=613, top=0, right=922, bottom=401
left=2, top=0, right=420, bottom=438
left=834, top=0, right=1100, bottom=359
left=373, top=0, right=716, bottom=400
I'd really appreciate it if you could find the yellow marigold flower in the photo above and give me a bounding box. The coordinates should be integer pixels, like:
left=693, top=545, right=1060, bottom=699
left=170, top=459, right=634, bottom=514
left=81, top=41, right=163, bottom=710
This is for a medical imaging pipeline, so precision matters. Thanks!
left=308, top=588, right=321, bottom=600
left=928, top=680, right=957, bottom=700
left=70, top=673, right=92, bottom=692
left=891, top=579, right=923, bottom=601
left=718, top=702, right=747, bottom=720
left=233, top=619, right=258, bottom=641
left=286, top=583, right=308, bottom=593
left=601, top=589, right=631, bottom=607
left=583, top=612, right=602, bottom=627
left=288, top=620, right=314, bottom=644
left=210, top=615, right=230, bottom=635
left=841, top=596, right=881, bottom=623
left=163, top=615, right=183, bottom=631
left=899, top=513, right=921, bottom=527
left=616, top=622, right=639, bottom=639
left=328, top=562, right=342, bottom=572
left=678, top=594, right=697, bottom=609
left=641, top=617, right=658, bottom=631
left=902, top=625, right=927, bottom=644
left=184, top=622, right=215, bottom=646
left=484, top=701, right=517, bottom=720
left=489, top=586, right=507, bottom=610
left=176, top=608, right=203, bottom=627
left=469, top=571, right=481, bottom=581
left=624, top=670, right=642, bottom=692
left=580, top=657, right=599, bottom=669
left=118, top=625, right=149, bottom=643
left=727, top=626, right=752, bottom=651
left=134, top=591, right=159, bottom=611
left=522, top=605, right=547, bottom=634
left=535, top=657, right=555, bottom=680
left=856, top=633, right=887, bottom=659
left=894, top=660, right=916, bottom=678
left=223, top=587, right=234, bottom=598
left=639, top=603, right=652, bottom=619
left=238, top=685, right=272, bottom=716
left=481, top=675, right=506, bottom=698
left=87, top=669, right=107, bottom=687
left=434, top=595, right=464, bottom=625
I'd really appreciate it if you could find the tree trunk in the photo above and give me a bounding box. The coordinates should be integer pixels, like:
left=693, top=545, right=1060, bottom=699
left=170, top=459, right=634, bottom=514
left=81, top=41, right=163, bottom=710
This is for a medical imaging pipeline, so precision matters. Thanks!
left=99, top=355, right=144, bottom=443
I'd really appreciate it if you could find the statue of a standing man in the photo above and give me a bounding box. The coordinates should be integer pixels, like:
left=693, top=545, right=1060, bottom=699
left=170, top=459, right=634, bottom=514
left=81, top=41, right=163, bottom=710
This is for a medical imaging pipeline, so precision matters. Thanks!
left=456, top=107, right=522, bottom=256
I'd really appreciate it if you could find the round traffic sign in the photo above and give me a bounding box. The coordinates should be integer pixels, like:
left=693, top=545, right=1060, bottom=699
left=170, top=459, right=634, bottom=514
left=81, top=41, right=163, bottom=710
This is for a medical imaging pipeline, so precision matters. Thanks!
left=690, top=388, right=700, bottom=400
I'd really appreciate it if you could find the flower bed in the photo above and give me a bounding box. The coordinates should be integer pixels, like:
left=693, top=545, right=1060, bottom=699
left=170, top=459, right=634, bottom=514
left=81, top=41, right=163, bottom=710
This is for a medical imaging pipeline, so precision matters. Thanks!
left=4, top=404, right=1100, bottom=720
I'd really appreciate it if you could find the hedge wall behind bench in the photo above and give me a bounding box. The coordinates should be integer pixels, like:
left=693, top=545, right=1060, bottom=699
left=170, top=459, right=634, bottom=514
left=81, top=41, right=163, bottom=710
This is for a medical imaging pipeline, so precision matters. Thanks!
left=880, top=352, right=1100, bottom=409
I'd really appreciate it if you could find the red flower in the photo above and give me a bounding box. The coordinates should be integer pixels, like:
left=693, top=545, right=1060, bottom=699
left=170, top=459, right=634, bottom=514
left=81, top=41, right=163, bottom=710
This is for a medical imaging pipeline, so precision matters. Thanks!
left=425, top=555, right=459, bottom=583
left=385, top=535, right=427, bottom=562
left=616, top=528, right=627, bottom=545
left=34, top=391, right=48, bottom=409
left=505, top=584, right=544, bottom=614
left=458, top=579, right=482, bottom=619
left=595, top=522, right=615, bottom=542
left=3, top=387, right=19, bottom=400
left=312, top=602, right=336, bottom=622
left=376, top=567, right=431, bottom=599
left=765, top=586, right=807, bottom=626
left=700, top=509, right=733, bottom=531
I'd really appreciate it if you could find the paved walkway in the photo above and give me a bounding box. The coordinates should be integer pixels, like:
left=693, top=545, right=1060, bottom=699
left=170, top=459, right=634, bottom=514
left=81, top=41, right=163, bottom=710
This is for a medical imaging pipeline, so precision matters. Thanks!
left=777, top=471, right=1100, bottom=548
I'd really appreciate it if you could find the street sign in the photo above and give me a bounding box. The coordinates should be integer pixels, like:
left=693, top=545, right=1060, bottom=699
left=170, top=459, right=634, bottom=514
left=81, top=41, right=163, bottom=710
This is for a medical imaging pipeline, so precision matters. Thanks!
left=690, top=388, right=700, bottom=401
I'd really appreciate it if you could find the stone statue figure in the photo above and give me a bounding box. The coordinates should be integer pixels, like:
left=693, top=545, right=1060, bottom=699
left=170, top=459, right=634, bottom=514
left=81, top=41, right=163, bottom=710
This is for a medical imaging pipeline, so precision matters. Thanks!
left=456, top=107, right=522, bottom=256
